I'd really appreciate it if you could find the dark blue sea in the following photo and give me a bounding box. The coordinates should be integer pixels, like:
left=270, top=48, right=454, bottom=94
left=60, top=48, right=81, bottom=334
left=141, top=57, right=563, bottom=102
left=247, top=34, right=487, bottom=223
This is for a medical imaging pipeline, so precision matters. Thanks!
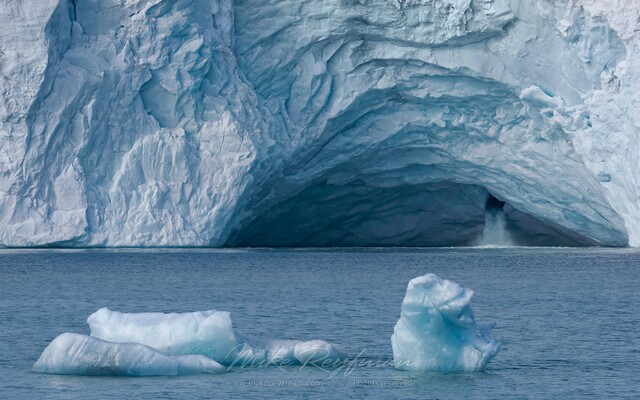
left=1, top=248, right=639, bottom=399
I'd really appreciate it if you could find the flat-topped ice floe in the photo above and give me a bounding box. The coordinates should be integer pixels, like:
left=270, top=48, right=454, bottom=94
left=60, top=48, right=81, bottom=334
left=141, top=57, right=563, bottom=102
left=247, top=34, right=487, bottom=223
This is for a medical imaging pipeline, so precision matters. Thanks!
left=391, top=274, right=501, bottom=372
left=88, top=308, right=237, bottom=363
left=33, top=333, right=225, bottom=376
left=88, top=308, right=347, bottom=366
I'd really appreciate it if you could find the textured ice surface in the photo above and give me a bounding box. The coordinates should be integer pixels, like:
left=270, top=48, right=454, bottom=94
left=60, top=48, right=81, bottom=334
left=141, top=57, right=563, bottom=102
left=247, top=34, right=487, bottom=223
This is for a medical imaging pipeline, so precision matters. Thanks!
left=1, top=1, right=639, bottom=247
left=89, top=308, right=347, bottom=366
left=88, top=308, right=237, bottom=363
left=33, top=333, right=225, bottom=376
left=392, top=274, right=501, bottom=371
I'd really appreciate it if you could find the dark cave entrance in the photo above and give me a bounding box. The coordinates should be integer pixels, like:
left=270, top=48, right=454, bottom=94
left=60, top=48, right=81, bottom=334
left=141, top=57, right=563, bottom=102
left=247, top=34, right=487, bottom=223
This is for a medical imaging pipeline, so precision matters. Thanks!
left=485, top=195, right=505, bottom=211
left=225, top=181, right=592, bottom=247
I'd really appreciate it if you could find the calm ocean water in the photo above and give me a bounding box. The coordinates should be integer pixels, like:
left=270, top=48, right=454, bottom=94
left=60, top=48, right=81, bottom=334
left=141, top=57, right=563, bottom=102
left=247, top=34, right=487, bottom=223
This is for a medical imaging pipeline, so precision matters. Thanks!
left=1, top=248, right=639, bottom=399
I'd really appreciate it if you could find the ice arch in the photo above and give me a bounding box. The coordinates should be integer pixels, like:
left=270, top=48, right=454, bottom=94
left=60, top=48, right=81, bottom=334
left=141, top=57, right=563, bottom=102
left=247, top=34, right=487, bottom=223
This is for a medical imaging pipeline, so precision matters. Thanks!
left=221, top=0, right=631, bottom=247
left=0, top=0, right=636, bottom=247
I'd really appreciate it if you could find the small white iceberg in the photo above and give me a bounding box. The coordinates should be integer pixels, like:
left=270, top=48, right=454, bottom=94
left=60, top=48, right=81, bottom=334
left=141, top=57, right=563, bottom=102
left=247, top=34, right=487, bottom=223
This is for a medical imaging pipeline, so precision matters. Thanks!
left=33, top=333, right=225, bottom=376
left=391, top=274, right=501, bottom=372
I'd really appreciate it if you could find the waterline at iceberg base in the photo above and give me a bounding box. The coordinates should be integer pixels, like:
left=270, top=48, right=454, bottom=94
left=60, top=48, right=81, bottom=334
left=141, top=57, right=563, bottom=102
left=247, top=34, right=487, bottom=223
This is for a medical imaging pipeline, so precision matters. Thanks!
left=1, top=1, right=639, bottom=248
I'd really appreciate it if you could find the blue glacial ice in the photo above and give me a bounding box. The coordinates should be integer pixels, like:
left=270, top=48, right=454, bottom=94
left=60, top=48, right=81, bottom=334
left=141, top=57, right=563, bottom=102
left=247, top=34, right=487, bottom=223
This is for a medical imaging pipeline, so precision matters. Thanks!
left=88, top=308, right=347, bottom=366
left=1, top=1, right=640, bottom=248
left=391, top=274, right=501, bottom=372
left=32, top=333, right=226, bottom=376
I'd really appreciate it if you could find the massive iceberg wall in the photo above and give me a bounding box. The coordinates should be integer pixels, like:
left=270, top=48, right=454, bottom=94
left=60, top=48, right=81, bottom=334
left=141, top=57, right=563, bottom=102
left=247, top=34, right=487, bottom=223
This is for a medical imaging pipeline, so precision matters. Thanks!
left=0, top=0, right=638, bottom=247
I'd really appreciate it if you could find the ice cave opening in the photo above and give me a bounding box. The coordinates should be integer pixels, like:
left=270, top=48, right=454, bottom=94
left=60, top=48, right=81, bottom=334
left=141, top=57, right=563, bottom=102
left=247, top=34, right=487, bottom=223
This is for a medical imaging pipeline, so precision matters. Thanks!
left=225, top=182, right=591, bottom=248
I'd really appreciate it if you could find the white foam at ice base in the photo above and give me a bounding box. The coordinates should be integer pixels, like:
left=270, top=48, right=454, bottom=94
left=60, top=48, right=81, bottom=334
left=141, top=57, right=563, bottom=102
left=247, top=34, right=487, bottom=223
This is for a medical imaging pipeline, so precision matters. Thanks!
left=88, top=308, right=347, bottom=366
left=32, top=333, right=225, bottom=376
left=391, top=274, right=501, bottom=372
left=477, top=208, right=515, bottom=247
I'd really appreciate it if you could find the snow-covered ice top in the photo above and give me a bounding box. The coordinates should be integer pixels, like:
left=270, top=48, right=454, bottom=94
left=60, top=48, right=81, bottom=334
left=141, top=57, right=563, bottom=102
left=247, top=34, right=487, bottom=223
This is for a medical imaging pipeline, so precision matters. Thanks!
left=1, top=1, right=640, bottom=247
left=391, top=274, right=501, bottom=371
left=33, top=333, right=226, bottom=376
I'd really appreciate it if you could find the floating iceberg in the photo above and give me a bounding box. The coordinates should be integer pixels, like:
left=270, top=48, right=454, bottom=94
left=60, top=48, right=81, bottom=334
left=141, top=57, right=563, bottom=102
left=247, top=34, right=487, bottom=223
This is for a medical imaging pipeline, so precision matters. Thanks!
left=88, top=308, right=347, bottom=366
left=391, top=274, right=501, bottom=372
left=35, top=308, right=347, bottom=376
left=33, top=333, right=225, bottom=376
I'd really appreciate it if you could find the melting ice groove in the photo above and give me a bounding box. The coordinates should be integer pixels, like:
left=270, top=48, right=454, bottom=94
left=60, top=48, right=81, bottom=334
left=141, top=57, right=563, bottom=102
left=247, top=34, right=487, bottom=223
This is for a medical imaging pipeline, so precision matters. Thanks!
left=34, top=274, right=499, bottom=376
